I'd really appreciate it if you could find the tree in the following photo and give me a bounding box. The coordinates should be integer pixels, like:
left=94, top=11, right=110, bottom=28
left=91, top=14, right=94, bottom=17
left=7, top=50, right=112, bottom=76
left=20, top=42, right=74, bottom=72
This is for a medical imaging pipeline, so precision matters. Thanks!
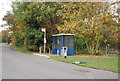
left=5, top=2, right=64, bottom=52
left=56, top=2, right=119, bottom=55
left=12, top=2, right=63, bottom=44
left=3, top=2, right=119, bottom=54
left=1, top=29, right=10, bottom=43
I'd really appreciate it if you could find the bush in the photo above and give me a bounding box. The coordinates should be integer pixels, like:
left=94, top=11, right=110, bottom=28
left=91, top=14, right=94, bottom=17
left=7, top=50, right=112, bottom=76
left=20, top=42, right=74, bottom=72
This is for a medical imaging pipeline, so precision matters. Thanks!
left=11, top=27, right=43, bottom=52
left=75, top=37, right=88, bottom=54
left=25, top=27, right=43, bottom=52
left=96, top=50, right=104, bottom=56
left=12, top=31, right=24, bottom=47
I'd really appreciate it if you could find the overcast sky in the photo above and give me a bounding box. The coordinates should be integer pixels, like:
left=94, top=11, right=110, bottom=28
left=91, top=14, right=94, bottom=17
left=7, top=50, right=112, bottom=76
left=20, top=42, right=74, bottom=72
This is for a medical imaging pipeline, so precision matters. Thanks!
left=0, top=0, right=12, bottom=32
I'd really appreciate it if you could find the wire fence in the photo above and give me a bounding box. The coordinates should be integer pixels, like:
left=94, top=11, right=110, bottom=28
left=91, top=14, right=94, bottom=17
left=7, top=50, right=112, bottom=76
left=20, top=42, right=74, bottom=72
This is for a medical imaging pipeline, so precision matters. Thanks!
left=100, top=47, right=119, bottom=55
left=75, top=45, right=119, bottom=55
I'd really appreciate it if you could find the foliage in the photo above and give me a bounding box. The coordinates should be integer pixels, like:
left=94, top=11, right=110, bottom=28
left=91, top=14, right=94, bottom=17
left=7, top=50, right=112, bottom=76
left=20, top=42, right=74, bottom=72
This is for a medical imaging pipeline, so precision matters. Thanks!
left=1, top=30, right=10, bottom=43
left=12, top=2, right=61, bottom=32
left=11, top=27, right=43, bottom=52
left=24, top=27, right=43, bottom=51
left=3, top=12, right=16, bottom=26
left=74, top=37, right=88, bottom=54
left=11, top=45, right=29, bottom=53
left=56, top=2, right=119, bottom=55
left=11, top=2, right=63, bottom=49
left=2, top=2, right=119, bottom=54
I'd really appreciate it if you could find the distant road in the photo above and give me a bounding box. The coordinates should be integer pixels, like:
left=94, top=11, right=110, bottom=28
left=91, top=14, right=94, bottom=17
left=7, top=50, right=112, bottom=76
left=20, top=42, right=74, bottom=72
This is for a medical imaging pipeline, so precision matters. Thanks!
left=2, top=44, right=118, bottom=79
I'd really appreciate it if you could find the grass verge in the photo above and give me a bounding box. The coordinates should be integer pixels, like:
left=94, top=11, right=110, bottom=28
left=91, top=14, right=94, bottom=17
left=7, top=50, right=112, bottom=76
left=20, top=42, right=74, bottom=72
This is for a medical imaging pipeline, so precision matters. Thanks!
left=51, top=55, right=119, bottom=73
left=10, top=45, right=31, bottom=54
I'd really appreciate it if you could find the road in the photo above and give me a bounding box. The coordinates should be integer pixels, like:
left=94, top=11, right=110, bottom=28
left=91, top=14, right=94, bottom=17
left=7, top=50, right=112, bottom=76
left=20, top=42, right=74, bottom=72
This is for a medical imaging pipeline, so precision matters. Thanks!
left=2, top=44, right=118, bottom=79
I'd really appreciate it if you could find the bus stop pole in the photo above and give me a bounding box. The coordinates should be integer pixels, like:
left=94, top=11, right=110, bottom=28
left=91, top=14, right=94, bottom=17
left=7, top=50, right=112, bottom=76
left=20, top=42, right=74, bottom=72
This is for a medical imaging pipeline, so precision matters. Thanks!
left=44, top=29, right=46, bottom=53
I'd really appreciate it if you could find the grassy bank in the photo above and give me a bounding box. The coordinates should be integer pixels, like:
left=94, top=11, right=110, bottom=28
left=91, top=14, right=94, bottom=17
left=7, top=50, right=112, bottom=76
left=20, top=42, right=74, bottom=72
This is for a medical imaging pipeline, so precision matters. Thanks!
left=10, top=45, right=31, bottom=54
left=51, top=55, right=119, bottom=73
left=9, top=44, right=119, bottom=73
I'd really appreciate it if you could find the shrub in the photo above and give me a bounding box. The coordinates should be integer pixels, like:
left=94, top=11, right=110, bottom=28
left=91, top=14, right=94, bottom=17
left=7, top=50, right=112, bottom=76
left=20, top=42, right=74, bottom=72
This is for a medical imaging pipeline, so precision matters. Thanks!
left=96, top=50, right=104, bottom=56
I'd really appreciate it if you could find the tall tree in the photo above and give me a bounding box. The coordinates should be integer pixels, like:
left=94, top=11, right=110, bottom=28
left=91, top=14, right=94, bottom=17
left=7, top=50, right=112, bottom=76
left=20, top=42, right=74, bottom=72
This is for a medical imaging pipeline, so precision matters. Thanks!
left=56, top=2, right=119, bottom=54
left=12, top=2, right=63, bottom=42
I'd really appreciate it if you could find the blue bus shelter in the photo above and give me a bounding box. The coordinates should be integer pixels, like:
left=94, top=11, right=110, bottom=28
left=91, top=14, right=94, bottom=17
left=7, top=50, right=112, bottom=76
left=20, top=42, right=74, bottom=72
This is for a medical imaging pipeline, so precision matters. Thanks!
left=52, top=34, right=74, bottom=55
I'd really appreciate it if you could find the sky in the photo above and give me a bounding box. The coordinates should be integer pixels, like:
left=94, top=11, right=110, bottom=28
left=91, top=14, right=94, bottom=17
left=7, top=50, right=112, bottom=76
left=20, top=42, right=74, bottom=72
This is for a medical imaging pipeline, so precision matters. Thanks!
left=0, top=0, right=12, bottom=32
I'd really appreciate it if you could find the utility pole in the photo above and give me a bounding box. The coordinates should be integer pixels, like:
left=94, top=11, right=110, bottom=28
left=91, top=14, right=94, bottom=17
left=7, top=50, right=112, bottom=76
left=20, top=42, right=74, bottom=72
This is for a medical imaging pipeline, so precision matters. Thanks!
left=44, top=28, right=46, bottom=53
left=40, top=26, right=46, bottom=53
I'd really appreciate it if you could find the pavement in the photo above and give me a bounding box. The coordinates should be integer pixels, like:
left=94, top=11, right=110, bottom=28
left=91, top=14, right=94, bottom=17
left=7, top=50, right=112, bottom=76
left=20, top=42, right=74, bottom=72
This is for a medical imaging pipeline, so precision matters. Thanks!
left=33, top=53, right=56, bottom=58
left=1, top=44, right=119, bottom=79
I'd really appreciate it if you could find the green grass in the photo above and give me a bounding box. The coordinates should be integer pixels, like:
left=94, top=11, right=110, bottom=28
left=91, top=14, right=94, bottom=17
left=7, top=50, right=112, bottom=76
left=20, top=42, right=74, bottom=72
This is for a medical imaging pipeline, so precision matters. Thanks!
left=10, top=46, right=30, bottom=53
left=51, top=56, right=119, bottom=73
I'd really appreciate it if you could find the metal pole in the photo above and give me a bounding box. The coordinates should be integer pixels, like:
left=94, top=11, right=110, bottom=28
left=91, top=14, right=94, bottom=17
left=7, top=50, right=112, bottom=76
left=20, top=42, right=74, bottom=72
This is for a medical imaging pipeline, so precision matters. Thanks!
left=43, top=29, right=46, bottom=53
left=48, top=47, right=50, bottom=55
left=106, top=45, right=108, bottom=55
left=39, top=46, right=42, bottom=53
left=44, top=43, right=46, bottom=53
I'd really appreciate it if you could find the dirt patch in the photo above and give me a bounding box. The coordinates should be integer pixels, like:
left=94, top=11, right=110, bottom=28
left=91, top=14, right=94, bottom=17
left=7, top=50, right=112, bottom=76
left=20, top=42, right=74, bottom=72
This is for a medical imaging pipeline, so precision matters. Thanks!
left=74, top=54, right=118, bottom=58
left=74, top=69, right=90, bottom=72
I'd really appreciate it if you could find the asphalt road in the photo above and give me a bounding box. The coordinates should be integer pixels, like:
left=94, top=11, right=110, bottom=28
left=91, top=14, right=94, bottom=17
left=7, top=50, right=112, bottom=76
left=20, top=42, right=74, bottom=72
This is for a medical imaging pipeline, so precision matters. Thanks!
left=2, top=44, right=118, bottom=79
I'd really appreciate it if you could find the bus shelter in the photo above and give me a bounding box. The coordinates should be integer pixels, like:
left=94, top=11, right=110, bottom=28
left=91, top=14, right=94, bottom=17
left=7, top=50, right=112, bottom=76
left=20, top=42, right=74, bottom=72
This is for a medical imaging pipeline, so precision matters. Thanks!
left=52, top=34, right=74, bottom=55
